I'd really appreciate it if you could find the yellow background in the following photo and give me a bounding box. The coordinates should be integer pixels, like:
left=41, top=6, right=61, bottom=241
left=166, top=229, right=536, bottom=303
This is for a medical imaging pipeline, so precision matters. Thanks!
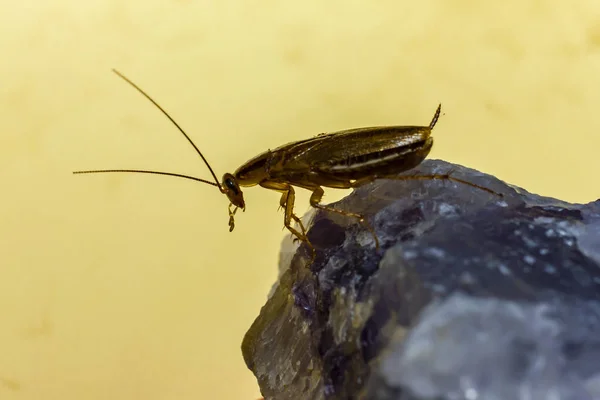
left=1, top=1, right=599, bottom=399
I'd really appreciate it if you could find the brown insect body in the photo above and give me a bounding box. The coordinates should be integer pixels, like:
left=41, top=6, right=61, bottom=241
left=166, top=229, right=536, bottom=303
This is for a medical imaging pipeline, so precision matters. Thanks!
left=75, top=70, right=497, bottom=263
left=237, top=126, right=433, bottom=186
left=222, top=111, right=438, bottom=254
left=229, top=119, right=434, bottom=197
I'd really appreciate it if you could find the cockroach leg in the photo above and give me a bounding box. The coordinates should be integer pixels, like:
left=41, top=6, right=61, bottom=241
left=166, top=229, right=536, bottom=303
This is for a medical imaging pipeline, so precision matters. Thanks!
left=355, top=172, right=503, bottom=198
left=260, top=181, right=316, bottom=261
left=228, top=203, right=238, bottom=232
left=279, top=188, right=308, bottom=239
left=282, top=189, right=316, bottom=262
left=308, top=186, right=380, bottom=250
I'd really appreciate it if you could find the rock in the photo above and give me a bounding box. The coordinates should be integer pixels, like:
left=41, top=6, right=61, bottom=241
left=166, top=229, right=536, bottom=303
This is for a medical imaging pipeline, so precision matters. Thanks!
left=241, top=159, right=600, bottom=400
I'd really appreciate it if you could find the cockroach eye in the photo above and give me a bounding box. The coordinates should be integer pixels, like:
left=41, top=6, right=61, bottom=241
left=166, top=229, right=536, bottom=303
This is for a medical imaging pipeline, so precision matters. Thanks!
left=225, top=177, right=238, bottom=194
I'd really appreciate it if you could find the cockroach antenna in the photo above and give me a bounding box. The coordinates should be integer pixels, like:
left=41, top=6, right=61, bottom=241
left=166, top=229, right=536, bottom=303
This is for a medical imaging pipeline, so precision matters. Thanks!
left=73, top=69, right=223, bottom=192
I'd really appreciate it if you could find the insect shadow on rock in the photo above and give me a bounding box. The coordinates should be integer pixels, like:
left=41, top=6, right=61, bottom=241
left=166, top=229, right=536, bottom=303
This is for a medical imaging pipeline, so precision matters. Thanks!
left=74, top=69, right=502, bottom=264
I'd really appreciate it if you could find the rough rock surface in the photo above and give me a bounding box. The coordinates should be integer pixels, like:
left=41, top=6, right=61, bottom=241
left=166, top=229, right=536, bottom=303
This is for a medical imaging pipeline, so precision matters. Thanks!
left=241, top=160, right=600, bottom=400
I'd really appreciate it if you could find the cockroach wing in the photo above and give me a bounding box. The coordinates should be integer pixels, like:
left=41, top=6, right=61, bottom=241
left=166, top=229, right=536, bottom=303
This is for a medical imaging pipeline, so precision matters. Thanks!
left=282, top=126, right=433, bottom=180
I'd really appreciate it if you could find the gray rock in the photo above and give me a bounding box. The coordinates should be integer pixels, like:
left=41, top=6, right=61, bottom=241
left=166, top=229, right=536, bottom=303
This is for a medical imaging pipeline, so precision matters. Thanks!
left=241, top=159, right=600, bottom=400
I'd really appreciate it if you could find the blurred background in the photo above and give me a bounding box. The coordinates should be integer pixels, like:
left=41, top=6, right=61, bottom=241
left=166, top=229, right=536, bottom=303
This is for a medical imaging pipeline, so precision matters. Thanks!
left=1, top=1, right=599, bottom=399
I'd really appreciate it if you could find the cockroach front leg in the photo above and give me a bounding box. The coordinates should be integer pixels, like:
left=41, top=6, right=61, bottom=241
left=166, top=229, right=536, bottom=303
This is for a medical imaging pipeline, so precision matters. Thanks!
left=260, top=181, right=316, bottom=261
left=228, top=203, right=238, bottom=232
left=277, top=186, right=308, bottom=240
left=308, top=186, right=380, bottom=249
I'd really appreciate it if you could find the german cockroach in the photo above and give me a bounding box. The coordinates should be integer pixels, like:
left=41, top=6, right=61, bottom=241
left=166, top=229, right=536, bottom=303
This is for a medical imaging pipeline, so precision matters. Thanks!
left=74, top=70, right=500, bottom=262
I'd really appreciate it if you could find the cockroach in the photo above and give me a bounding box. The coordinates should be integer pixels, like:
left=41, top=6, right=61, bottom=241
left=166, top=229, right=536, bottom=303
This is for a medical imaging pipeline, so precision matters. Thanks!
left=74, top=70, right=500, bottom=262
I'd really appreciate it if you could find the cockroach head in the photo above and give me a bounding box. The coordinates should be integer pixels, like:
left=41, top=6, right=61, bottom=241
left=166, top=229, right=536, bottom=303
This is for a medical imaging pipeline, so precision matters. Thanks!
left=222, top=173, right=245, bottom=210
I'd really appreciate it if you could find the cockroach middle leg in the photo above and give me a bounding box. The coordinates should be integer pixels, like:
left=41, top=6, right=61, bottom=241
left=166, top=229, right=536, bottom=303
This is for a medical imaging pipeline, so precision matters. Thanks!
left=308, top=186, right=380, bottom=250
left=260, top=181, right=316, bottom=262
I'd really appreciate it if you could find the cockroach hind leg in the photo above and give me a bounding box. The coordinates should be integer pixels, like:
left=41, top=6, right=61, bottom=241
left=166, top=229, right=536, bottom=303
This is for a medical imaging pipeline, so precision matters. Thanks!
left=309, top=186, right=380, bottom=250
left=370, top=171, right=503, bottom=198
